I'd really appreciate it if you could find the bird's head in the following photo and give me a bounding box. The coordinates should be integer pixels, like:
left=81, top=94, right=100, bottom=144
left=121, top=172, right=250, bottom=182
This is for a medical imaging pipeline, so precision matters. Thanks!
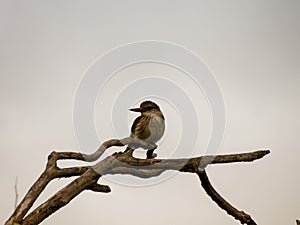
left=129, top=100, right=161, bottom=114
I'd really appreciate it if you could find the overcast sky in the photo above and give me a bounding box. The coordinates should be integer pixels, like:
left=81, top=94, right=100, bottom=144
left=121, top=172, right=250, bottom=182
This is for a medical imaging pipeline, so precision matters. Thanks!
left=1, top=1, right=300, bottom=225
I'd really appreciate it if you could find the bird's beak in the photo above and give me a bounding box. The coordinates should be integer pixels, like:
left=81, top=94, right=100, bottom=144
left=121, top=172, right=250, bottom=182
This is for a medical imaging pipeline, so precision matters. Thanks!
left=129, top=107, right=144, bottom=112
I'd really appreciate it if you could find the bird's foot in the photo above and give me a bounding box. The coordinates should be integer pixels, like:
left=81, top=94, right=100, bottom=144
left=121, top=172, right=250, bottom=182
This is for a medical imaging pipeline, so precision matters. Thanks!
left=147, top=153, right=157, bottom=159
left=146, top=150, right=157, bottom=159
left=123, top=148, right=134, bottom=157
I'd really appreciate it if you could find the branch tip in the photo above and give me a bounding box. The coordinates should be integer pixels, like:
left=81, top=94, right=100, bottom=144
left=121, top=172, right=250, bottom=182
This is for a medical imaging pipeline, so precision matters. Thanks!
left=88, top=184, right=111, bottom=193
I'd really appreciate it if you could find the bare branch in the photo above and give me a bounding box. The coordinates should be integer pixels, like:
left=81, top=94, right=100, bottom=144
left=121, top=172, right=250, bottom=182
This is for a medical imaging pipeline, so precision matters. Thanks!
left=197, top=169, right=257, bottom=225
left=55, top=166, right=89, bottom=178
left=104, top=150, right=270, bottom=177
left=5, top=137, right=270, bottom=225
left=5, top=138, right=153, bottom=225
left=54, top=137, right=156, bottom=162
left=21, top=169, right=101, bottom=225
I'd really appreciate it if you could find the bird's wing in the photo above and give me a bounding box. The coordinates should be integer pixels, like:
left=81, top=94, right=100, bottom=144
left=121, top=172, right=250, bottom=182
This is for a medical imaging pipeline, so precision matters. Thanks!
left=131, top=116, right=151, bottom=140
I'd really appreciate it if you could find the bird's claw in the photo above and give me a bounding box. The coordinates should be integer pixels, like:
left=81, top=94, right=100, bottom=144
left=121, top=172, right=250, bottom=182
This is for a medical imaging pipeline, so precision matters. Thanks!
left=123, top=149, right=134, bottom=157
left=146, top=153, right=157, bottom=159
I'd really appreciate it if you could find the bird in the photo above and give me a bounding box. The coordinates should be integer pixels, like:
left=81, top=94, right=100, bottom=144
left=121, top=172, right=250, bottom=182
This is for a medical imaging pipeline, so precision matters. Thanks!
left=124, top=100, right=165, bottom=159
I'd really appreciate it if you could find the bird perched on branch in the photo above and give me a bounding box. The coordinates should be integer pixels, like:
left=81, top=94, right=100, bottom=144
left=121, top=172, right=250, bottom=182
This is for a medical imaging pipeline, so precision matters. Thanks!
left=125, top=100, right=165, bottom=159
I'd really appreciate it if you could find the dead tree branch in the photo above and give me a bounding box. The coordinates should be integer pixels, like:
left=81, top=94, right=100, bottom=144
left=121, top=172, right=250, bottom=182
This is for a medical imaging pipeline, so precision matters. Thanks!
left=5, top=137, right=270, bottom=225
left=197, top=170, right=256, bottom=225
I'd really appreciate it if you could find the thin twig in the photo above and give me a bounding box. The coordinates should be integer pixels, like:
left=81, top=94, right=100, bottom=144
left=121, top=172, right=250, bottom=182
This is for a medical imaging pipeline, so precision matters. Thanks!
left=14, top=177, right=18, bottom=210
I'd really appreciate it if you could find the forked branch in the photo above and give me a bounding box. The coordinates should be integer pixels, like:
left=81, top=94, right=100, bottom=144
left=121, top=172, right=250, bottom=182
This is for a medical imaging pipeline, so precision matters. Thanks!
left=5, top=137, right=270, bottom=225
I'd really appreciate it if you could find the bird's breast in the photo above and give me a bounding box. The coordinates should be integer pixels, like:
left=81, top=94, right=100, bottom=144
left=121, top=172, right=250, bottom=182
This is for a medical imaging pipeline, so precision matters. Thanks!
left=148, top=115, right=165, bottom=143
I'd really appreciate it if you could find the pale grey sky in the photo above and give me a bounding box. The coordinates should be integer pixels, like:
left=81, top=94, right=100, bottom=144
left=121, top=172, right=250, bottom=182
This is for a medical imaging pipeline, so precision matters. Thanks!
left=1, top=1, right=300, bottom=225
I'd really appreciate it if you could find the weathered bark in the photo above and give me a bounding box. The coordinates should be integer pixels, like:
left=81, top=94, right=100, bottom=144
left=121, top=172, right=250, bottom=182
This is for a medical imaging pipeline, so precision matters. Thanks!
left=197, top=170, right=257, bottom=225
left=5, top=137, right=270, bottom=225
